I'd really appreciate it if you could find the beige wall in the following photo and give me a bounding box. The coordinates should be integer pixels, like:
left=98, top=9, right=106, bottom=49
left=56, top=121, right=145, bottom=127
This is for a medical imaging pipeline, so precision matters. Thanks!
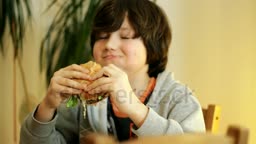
left=0, top=1, right=48, bottom=143
left=0, top=0, right=255, bottom=143
left=158, top=0, right=256, bottom=143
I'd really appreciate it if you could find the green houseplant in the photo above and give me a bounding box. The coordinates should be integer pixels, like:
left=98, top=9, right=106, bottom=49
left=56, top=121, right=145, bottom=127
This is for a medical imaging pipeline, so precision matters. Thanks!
left=40, top=0, right=101, bottom=85
left=1, top=0, right=100, bottom=142
left=39, top=0, right=101, bottom=108
left=0, top=0, right=31, bottom=56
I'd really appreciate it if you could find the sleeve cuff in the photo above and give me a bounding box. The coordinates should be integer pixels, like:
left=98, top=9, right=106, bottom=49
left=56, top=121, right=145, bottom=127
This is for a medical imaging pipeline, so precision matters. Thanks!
left=132, top=108, right=183, bottom=136
left=26, top=106, right=58, bottom=137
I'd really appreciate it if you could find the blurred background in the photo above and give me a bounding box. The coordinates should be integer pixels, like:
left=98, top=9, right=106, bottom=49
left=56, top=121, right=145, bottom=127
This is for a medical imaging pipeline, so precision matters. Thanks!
left=0, top=0, right=255, bottom=143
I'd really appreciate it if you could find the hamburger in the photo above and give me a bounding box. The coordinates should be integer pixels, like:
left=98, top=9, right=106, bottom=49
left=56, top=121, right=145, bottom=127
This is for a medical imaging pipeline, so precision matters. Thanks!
left=78, top=61, right=109, bottom=104
left=67, top=61, right=109, bottom=106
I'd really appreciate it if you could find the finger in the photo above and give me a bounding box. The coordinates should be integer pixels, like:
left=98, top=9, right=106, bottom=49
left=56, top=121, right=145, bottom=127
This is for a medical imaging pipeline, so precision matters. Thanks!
left=63, top=64, right=89, bottom=74
left=54, top=84, right=82, bottom=95
left=86, top=77, right=112, bottom=91
left=60, top=93, right=71, bottom=99
left=60, top=93, right=72, bottom=102
left=56, top=76, right=86, bottom=90
left=60, top=70, right=91, bottom=80
left=90, top=66, right=115, bottom=80
left=108, top=64, right=120, bottom=71
left=88, top=83, right=113, bottom=95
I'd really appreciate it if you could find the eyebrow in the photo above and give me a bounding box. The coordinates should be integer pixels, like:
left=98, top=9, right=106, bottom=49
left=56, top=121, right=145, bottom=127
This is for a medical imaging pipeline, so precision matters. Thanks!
left=119, top=28, right=134, bottom=35
left=120, top=26, right=132, bottom=30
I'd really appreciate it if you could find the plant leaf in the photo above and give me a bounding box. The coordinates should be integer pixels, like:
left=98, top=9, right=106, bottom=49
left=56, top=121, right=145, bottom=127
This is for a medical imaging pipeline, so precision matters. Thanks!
left=66, top=95, right=79, bottom=108
left=40, top=0, right=101, bottom=85
left=0, top=0, right=31, bottom=58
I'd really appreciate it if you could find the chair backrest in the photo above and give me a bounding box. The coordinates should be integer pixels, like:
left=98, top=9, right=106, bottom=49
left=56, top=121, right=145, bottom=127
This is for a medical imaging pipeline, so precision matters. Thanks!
left=227, top=125, right=249, bottom=144
left=202, top=104, right=221, bottom=133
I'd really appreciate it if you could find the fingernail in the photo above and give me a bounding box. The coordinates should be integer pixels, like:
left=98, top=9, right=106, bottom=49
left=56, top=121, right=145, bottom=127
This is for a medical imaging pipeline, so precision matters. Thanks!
left=88, top=76, right=93, bottom=80
left=83, top=69, right=89, bottom=73
left=84, top=75, right=89, bottom=80
left=90, top=76, right=96, bottom=80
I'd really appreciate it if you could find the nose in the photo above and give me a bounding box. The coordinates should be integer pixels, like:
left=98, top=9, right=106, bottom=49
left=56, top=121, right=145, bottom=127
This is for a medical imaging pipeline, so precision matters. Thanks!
left=105, top=33, right=120, bottom=50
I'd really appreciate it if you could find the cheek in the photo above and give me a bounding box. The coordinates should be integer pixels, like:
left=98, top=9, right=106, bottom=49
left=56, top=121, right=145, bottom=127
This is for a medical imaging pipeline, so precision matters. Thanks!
left=92, top=42, right=102, bottom=60
left=124, top=45, right=147, bottom=63
left=123, top=47, right=136, bottom=58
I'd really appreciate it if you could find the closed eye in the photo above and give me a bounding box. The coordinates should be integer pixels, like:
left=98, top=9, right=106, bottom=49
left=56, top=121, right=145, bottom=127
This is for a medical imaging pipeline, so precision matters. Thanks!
left=120, top=33, right=136, bottom=39
left=96, top=33, right=109, bottom=40
left=120, top=36, right=131, bottom=39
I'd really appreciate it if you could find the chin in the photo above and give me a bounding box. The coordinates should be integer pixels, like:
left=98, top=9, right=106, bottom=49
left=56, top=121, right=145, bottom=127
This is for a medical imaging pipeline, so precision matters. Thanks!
left=102, top=60, right=119, bottom=66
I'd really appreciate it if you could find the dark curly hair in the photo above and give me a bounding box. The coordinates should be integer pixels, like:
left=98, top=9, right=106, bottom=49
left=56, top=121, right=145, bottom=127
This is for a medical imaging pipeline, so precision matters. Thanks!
left=91, top=0, right=172, bottom=77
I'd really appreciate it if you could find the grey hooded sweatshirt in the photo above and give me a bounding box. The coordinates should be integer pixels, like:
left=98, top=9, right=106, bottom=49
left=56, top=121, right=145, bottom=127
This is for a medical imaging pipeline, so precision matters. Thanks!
left=20, top=71, right=205, bottom=144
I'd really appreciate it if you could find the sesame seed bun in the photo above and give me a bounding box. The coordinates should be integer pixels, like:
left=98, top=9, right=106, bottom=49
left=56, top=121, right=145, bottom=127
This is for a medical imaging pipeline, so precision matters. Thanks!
left=75, top=61, right=109, bottom=104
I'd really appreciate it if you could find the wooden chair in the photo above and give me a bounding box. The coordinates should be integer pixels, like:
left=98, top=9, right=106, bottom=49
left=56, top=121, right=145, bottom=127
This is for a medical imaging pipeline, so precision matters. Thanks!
left=202, top=104, right=221, bottom=133
left=227, top=125, right=249, bottom=144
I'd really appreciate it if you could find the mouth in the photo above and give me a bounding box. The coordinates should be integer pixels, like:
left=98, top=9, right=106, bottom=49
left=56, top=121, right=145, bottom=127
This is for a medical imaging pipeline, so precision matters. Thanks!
left=103, top=55, right=119, bottom=60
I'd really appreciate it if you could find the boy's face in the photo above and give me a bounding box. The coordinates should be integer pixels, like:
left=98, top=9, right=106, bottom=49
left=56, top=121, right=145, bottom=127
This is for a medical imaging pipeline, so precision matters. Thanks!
left=93, top=16, right=148, bottom=75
